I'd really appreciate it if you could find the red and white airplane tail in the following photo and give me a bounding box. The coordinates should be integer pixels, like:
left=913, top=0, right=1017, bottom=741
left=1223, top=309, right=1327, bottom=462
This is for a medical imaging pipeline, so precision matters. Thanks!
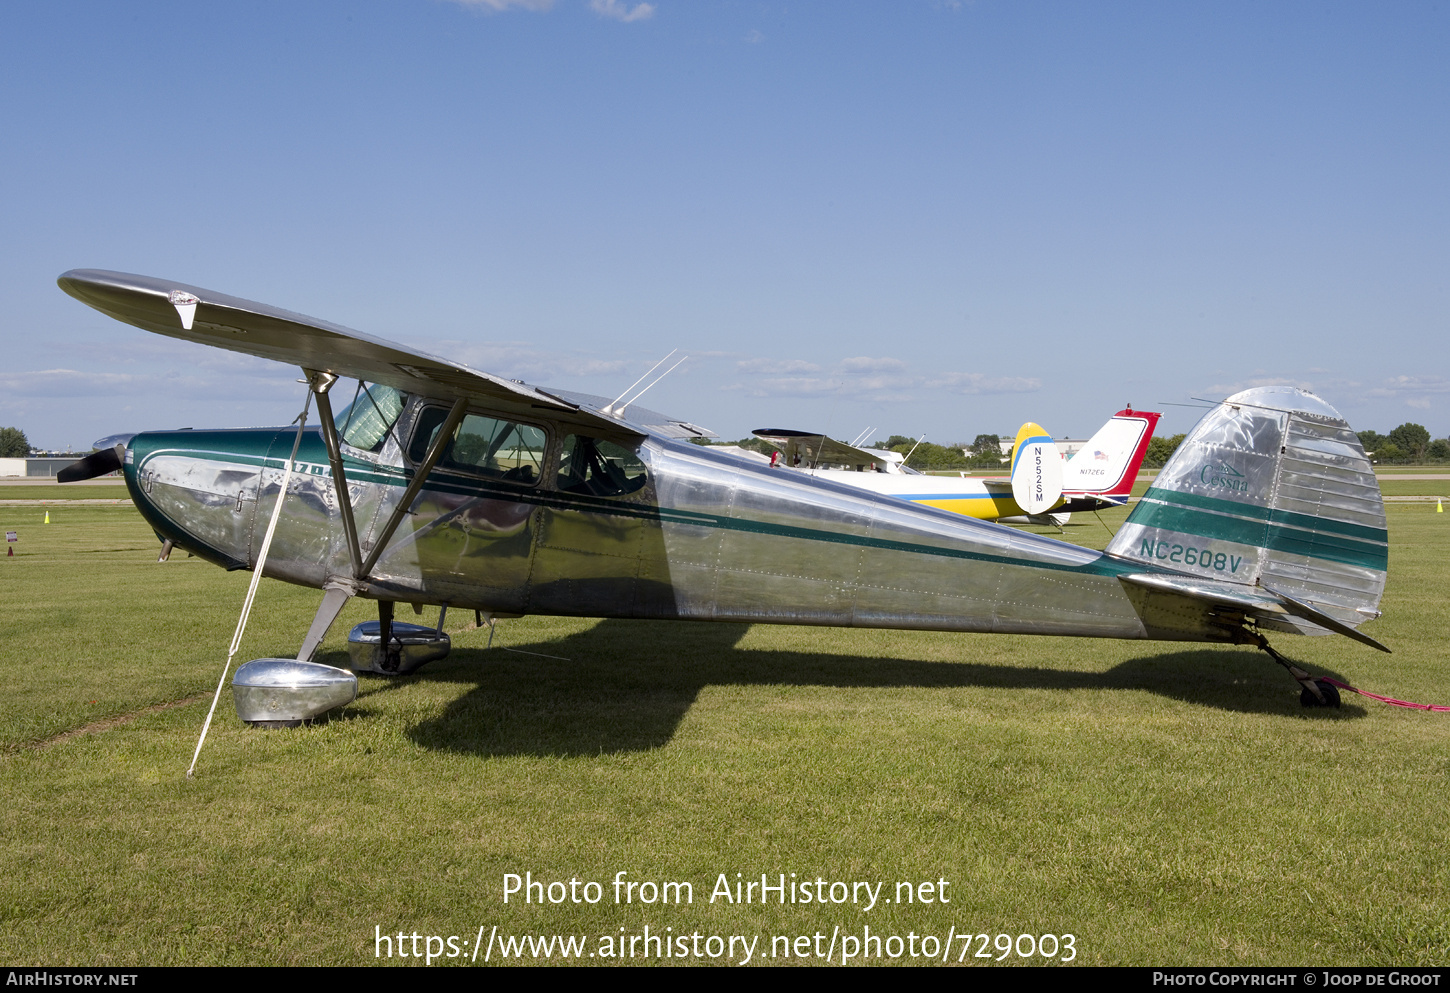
left=1059, top=408, right=1161, bottom=509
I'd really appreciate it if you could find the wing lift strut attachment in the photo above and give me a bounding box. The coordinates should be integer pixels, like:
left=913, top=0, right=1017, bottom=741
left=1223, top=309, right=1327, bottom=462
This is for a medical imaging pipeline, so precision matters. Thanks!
left=296, top=370, right=468, bottom=670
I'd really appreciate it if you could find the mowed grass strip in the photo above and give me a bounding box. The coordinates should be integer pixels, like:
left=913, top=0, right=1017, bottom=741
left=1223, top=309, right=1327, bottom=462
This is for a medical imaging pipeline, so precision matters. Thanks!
left=1376, top=480, right=1449, bottom=498
left=1129, top=477, right=1448, bottom=499
left=1, top=505, right=1448, bottom=966
left=0, top=484, right=131, bottom=502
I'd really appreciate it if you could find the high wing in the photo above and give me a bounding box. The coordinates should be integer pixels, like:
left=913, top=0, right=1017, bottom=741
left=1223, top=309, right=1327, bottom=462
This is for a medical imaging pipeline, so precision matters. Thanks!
left=752, top=428, right=909, bottom=472
left=56, top=269, right=714, bottom=441
left=55, top=265, right=1391, bottom=720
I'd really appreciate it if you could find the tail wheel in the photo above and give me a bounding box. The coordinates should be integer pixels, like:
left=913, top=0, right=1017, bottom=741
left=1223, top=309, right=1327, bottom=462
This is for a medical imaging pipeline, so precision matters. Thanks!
left=1300, top=679, right=1342, bottom=709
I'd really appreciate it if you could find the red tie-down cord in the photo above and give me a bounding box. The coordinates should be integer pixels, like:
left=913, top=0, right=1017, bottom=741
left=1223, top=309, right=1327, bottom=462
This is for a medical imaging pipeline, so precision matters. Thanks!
left=1320, top=677, right=1450, bottom=712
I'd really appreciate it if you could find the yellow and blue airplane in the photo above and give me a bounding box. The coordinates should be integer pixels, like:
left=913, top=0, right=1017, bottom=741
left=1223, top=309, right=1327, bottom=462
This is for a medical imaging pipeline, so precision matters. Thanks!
left=753, top=408, right=1161, bottom=524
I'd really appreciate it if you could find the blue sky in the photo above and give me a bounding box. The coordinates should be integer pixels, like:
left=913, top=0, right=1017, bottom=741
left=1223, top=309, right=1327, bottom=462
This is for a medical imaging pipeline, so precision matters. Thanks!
left=3, top=1, right=1446, bottom=450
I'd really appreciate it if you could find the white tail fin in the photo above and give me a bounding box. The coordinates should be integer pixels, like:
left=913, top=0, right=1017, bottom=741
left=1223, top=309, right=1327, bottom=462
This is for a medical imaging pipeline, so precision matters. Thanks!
left=1061, top=408, right=1161, bottom=503
left=1009, top=422, right=1062, bottom=515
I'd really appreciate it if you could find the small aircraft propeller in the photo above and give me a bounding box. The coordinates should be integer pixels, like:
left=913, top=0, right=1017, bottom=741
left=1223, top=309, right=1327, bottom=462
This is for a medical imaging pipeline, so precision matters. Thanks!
left=57, top=434, right=134, bottom=483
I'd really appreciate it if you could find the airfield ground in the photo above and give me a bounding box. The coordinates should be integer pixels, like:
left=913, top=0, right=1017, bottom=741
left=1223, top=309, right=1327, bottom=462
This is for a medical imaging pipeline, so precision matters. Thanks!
left=1, top=495, right=1447, bottom=966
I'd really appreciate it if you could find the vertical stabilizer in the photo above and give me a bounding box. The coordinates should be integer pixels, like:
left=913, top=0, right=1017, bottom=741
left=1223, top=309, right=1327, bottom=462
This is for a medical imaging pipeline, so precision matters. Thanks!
left=1106, top=387, right=1386, bottom=634
left=1061, top=408, right=1161, bottom=502
left=1009, top=422, right=1063, bottom=515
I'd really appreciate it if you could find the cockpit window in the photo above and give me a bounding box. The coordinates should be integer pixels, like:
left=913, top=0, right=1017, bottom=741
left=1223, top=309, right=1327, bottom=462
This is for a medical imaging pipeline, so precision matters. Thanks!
left=557, top=435, right=648, bottom=498
left=410, top=407, right=547, bottom=485
left=336, top=384, right=406, bottom=453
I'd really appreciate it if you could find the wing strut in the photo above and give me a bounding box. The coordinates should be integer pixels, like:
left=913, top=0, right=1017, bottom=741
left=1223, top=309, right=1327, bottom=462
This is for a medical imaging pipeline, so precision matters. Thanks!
left=296, top=375, right=466, bottom=661
left=304, top=369, right=470, bottom=582
left=307, top=370, right=364, bottom=579
left=361, top=397, right=468, bottom=578
left=297, top=582, right=355, bottom=662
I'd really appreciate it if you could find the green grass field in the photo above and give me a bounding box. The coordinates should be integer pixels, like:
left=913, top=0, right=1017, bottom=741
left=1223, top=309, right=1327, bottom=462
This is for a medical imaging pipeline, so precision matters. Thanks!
left=2, top=503, right=1448, bottom=966
left=1128, top=479, right=1446, bottom=499
left=0, top=485, right=130, bottom=502
left=1376, top=480, right=1449, bottom=499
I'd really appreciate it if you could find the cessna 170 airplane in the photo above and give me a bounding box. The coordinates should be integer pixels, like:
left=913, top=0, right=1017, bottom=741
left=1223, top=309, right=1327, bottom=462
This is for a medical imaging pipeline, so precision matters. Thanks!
left=753, top=406, right=1162, bottom=525
left=57, top=269, right=1388, bottom=724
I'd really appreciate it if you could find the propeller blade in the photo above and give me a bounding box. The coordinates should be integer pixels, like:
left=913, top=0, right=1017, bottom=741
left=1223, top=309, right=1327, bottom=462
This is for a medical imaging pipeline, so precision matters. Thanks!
left=58, top=446, right=123, bottom=483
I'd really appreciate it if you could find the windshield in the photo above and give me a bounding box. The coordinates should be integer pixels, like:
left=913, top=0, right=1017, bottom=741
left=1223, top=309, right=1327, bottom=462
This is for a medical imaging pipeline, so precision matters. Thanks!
left=335, top=383, right=406, bottom=453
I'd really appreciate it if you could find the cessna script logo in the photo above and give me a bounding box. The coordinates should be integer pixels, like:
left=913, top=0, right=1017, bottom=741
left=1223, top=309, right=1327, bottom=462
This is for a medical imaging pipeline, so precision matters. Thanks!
left=1199, top=461, right=1248, bottom=493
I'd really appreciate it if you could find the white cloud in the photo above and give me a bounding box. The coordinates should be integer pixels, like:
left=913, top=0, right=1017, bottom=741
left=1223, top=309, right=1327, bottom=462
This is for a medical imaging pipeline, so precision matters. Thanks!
left=726, top=376, right=840, bottom=398
left=0, top=337, right=314, bottom=407
left=1367, top=375, right=1450, bottom=398
left=0, top=364, right=300, bottom=404
left=722, top=357, right=1040, bottom=402
left=427, top=340, right=631, bottom=382
left=736, top=358, right=820, bottom=374
left=922, top=372, right=1039, bottom=394
left=590, top=0, right=655, bottom=22
left=726, top=378, right=925, bottom=403
left=1199, top=375, right=1314, bottom=397
left=837, top=356, right=907, bottom=373
left=744, top=29, right=764, bottom=44
left=0, top=369, right=145, bottom=398
left=443, top=0, right=555, bottom=12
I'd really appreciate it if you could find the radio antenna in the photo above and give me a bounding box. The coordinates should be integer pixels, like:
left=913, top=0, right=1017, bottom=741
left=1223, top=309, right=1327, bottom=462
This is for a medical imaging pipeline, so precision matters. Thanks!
left=605, top=349, right=676, bottom=415
left=617, top=354, right=688, bottom=416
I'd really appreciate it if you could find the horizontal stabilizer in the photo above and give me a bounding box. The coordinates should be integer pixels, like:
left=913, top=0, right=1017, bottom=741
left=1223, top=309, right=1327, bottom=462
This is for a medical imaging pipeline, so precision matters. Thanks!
left=1266, top=584, right=1390, bottom=652
left=1119, top=573, right=1389, bottom=652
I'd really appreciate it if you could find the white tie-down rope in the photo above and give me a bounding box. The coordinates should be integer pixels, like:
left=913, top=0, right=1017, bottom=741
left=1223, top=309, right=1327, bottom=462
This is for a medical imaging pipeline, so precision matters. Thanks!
left=187, top=391, right=314, bottom=778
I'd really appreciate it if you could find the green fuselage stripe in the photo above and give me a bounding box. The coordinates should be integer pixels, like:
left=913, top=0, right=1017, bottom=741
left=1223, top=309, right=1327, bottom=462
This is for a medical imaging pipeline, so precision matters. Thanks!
left=135, top=437, right=1140, bottom=581
left=1128, top=497, right=1387, bottom=570
left=1138, top=486, right=1387, bottom=543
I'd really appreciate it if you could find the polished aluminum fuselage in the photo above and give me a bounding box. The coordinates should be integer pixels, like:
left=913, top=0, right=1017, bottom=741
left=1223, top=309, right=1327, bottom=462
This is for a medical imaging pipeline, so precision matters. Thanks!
left=59, top=270, right=1385, bottom=656
left=125, top=412, right=1161, bottom=641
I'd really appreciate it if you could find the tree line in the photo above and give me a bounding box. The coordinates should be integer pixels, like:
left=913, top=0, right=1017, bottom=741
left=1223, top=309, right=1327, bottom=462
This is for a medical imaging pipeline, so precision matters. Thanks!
left=700, top=420, right=1450, bottom=470
left=1355, top=424, right=1450, bottom=463
left=704, top=434, right=1002, bottom=470
left=0, top=427, right=30, bottom=458
left=1105, top=422, right=1449, bottom=468
left=8, top=418, right=1444, bottom=467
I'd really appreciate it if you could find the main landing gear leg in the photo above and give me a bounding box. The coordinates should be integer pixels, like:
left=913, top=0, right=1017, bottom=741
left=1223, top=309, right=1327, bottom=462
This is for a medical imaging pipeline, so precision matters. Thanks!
left=1251, top=632, right=1341, bottom=708
left=297, top=583, right=354, bottom=662
left=377, top=600, right=404, bottom=674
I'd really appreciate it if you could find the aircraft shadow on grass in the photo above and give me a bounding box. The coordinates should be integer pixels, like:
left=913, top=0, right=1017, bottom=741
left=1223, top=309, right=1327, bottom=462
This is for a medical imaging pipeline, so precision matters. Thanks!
left=317, top=619, right=1364, bottom=758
